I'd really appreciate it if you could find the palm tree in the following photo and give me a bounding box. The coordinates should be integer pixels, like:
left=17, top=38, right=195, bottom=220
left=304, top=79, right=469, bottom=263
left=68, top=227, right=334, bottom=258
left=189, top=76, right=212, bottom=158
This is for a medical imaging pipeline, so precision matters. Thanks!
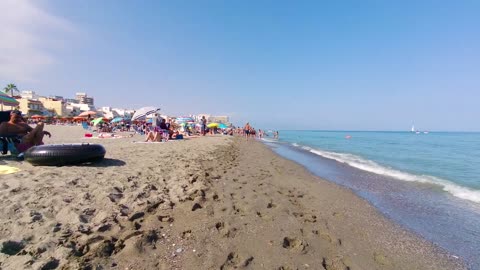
left=4, top=83, right=19, bottom=97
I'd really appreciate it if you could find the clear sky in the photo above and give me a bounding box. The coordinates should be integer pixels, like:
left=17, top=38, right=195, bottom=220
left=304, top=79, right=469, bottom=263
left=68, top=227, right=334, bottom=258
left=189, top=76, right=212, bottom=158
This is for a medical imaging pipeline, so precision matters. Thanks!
left=1, top=0, right=479, bottom=131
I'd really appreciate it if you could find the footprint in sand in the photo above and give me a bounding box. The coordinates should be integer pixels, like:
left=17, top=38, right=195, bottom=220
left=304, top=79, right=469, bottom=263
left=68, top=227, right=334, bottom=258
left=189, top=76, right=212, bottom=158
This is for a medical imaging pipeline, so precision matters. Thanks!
left=181, top=230, right=193, bottom=239
left=215, top=222, right=237, bottom=238
left=220, top=252, right=254, bottom=270
left=322, top=256, right=353, bottom=270
left=267, top=202, right=277, bottom=209
left=282, top=237, right=308, bottom=254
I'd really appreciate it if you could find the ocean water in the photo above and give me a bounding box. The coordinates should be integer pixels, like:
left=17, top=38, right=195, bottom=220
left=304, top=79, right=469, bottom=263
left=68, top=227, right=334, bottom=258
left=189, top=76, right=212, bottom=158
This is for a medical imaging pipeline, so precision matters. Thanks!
left=261, top=131, right=480, bottom=269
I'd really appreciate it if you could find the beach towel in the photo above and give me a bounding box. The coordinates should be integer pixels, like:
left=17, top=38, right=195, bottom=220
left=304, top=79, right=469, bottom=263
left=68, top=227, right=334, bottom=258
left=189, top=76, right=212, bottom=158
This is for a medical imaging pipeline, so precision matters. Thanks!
left=83, top=133, right=134, bottom=139
left=0, top=165, right=20, bottom=175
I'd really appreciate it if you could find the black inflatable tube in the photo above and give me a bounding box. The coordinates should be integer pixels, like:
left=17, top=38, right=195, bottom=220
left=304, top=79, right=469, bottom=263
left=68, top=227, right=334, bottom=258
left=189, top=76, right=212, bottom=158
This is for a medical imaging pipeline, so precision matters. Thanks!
left=24, top=144, right=106, bottom=166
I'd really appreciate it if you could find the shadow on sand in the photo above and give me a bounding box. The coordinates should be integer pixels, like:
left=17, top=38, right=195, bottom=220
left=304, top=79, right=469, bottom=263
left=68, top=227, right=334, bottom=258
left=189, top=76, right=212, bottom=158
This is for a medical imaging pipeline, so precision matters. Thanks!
left=0, top=157, right=126, bottom=167
left=83, top=158, right=126, bottom=167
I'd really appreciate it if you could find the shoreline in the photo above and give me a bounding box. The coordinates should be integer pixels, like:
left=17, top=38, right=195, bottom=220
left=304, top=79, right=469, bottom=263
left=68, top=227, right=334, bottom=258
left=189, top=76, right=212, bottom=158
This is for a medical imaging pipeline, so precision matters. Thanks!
left=0, top=126, right=465, bottom=269
left=264, top=134, right=480, bottom=269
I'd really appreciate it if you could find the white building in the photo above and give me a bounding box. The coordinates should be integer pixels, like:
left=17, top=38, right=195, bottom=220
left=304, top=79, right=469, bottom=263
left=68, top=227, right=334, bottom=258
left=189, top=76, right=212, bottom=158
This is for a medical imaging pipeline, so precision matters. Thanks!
left=20, top=90, right=39, bottom=99
left=65, top=102, right=96, bottom=116
left=75, top=92, right=94, bottom=105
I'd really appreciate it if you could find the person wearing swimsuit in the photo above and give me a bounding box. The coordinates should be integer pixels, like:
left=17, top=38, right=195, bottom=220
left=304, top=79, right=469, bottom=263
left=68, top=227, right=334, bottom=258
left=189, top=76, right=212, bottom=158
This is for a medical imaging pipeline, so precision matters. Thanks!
left=243, top=122, right=251, bottom=140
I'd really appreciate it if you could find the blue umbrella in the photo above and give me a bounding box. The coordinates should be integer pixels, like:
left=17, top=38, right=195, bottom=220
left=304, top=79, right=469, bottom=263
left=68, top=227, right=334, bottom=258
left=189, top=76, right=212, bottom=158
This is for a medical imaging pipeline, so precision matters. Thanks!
left=218, top=123, right=228, bottom=129
left=111, top=117, right=124, bottom=123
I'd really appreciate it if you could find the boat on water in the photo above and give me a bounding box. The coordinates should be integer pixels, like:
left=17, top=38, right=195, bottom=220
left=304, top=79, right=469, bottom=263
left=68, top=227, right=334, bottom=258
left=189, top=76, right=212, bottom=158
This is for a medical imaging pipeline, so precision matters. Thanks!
left=411, top=125, right=429, bottom=134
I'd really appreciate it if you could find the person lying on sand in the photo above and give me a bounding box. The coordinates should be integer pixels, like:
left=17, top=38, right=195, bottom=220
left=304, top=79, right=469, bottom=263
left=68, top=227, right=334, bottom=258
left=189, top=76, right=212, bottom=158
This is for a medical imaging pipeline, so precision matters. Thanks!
left=0, top=110, right=51, bottom=153
left=97, top=133, right=134, bottom=139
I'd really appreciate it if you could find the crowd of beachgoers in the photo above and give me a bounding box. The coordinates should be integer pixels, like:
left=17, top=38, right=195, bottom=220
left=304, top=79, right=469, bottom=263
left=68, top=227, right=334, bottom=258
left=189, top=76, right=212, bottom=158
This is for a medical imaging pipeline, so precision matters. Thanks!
left=25, top=113, right=281, bottom=142
left=1, top=107, right=284, bottom=159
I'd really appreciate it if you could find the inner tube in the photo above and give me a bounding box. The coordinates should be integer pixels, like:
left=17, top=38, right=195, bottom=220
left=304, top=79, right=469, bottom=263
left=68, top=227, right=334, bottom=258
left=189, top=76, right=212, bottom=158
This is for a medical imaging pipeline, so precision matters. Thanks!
left=24, top=144, right=106, bottom=166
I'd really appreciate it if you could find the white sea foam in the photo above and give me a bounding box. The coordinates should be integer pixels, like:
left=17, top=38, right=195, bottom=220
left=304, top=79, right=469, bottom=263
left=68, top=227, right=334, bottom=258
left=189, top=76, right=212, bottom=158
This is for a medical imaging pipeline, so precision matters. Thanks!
left=261, top=138, right=279, bottom=143
left=290, top=144, right=480, bottom=204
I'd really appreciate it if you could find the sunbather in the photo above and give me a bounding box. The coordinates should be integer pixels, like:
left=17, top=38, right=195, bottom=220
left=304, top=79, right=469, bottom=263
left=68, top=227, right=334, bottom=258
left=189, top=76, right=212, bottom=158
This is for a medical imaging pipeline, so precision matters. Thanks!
left=144, top=130, right=162, bottom=142
left=0, top=110, right=51, bottom=152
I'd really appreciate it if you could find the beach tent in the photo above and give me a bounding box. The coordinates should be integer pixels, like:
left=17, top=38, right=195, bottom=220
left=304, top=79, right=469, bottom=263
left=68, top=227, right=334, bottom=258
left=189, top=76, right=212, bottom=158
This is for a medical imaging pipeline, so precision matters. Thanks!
left=0, top=91, right=19, bottom=110
left=132, top=107, right=160, bottom=121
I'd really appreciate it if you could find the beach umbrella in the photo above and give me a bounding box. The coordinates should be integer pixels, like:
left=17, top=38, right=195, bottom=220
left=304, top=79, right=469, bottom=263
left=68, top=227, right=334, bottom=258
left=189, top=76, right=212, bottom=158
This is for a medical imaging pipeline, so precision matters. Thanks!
left=218, top=123, right=228, bottom=129
left=0, top=91, right=19, bottom=110
left=79, top=111, right=98, bottom=117
left=176, top=117, right=194, bottom=123
left=30, top=114, right=45, bottom=119
left=132, top=106, right=160, bottom=121
left=73, top=116, right=87, bottom=120
left=111, top=117, right=124, bottom=123
left=91, top=117, right=105, bottom=126
left=207, top=123, right=219, bottom=128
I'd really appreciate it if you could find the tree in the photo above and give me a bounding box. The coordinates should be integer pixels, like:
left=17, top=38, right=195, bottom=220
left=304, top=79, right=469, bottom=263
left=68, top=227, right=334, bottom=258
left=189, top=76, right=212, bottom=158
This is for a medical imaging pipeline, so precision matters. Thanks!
left=4, top=83, right=19, bottom=97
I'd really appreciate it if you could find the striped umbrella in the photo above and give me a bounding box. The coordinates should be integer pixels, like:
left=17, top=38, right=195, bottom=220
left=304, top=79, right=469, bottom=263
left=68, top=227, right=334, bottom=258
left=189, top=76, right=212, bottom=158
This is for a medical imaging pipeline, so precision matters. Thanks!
left=0, top=91, right=19, bottom=109
left=132, top=107, right=160, bottom=121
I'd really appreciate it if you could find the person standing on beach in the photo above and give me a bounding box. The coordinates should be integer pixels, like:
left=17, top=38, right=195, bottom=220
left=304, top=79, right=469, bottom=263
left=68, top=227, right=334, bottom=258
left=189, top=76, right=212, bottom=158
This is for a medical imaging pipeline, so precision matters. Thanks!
left=152, top=113, right=161, bottom=130
left=244, top=122, right=251, bottom=140
left=201, top=116, right=207, bottom=136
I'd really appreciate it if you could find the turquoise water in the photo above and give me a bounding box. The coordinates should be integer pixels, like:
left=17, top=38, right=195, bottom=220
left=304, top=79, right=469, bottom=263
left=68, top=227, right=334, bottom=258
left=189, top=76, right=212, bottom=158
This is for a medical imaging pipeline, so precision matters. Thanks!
left=262, top=130, right=480, bottom=268
left=275, top=131, right=480, bottom=203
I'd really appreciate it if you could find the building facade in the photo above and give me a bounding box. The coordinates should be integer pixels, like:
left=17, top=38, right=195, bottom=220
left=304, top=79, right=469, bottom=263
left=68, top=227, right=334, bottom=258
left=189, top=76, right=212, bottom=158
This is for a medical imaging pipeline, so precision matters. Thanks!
left=39, top=97, right=67, bottom=117
left=208, top=115, right=229, bottom=123
left=17, top=98, right=44, bottom=116
left=75, top=92, right=94, bottom=105
left=20, top=90, right=39, bottom=100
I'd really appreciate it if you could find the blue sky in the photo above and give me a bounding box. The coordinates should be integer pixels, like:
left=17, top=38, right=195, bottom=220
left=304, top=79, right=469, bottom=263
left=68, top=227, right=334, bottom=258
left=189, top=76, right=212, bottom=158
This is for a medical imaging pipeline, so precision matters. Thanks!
left=1, top=0, right=479, bottom=131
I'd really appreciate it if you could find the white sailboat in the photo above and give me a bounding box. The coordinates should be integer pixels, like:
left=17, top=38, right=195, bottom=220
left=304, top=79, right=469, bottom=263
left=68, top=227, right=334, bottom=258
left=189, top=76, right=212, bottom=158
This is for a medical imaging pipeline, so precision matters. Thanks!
left=411, top=125, right=415, bottom=132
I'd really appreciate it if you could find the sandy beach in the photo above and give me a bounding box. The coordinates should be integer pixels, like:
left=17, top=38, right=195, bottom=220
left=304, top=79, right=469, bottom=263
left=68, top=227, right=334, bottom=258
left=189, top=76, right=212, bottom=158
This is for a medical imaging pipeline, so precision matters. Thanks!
left=0, top=125, right=465, bottom=270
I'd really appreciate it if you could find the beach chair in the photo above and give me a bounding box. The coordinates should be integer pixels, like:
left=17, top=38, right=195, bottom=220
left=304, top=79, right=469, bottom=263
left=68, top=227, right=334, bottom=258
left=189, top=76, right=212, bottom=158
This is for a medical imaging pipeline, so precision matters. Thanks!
left=133, top=125, right=144, bottom=135
left=82, top=121, right=91, bottom=130
left=0, top=111, right=21, bottom=155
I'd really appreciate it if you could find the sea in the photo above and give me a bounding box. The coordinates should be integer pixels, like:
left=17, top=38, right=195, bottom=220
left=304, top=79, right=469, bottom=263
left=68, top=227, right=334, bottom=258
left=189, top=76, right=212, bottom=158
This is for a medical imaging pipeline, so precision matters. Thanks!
left=261, top=131, right=480, bottom=269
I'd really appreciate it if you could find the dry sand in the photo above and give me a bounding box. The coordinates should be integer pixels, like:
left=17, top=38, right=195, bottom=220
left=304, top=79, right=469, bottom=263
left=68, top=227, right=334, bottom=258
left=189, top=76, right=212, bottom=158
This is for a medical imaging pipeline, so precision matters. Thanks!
left=0, top=125, right=465, bottom=269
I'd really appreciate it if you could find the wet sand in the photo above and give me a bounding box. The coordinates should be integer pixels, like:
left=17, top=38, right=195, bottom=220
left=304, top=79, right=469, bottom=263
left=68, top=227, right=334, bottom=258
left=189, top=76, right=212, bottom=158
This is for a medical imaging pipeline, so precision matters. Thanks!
left=0, top=126, right=465, bottom=269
